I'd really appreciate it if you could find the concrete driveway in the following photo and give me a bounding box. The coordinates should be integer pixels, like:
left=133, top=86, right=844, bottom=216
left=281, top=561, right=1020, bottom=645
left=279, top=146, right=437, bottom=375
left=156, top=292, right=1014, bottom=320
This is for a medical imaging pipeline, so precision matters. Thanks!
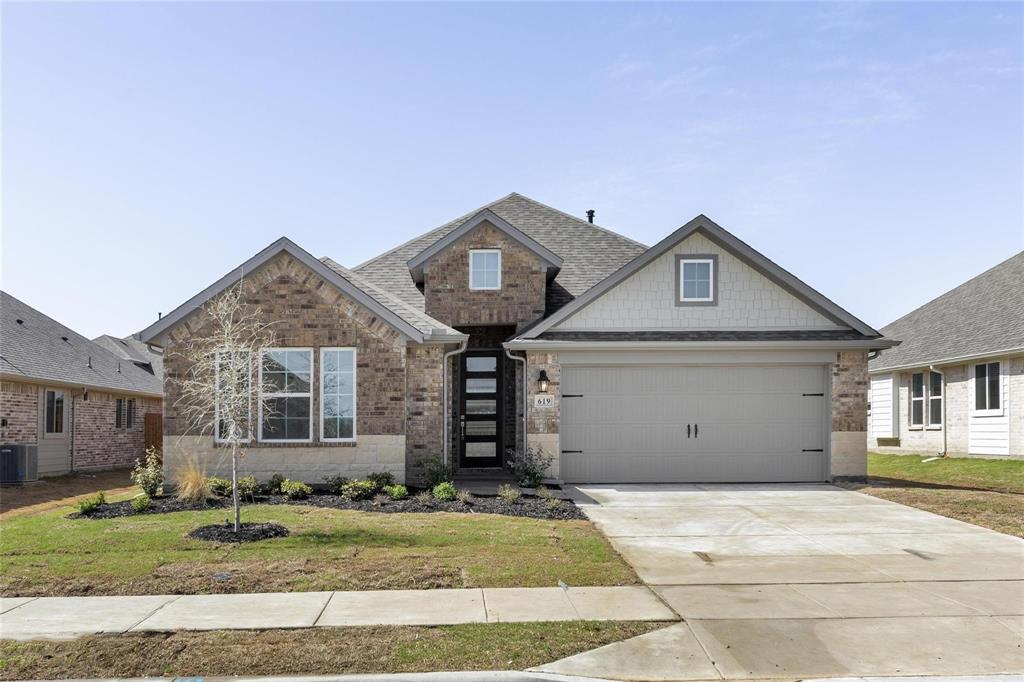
left=539, top=483, right=1024, bottom=681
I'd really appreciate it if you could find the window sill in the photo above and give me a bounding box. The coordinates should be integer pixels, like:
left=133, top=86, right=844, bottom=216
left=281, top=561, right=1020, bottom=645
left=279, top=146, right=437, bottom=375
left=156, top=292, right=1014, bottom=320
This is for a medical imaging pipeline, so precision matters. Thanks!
left=971, top=410, right=1004, bottom=418
left=909, top=426, right=924, bottom=431
left=925, top=426, right=943, bottom=431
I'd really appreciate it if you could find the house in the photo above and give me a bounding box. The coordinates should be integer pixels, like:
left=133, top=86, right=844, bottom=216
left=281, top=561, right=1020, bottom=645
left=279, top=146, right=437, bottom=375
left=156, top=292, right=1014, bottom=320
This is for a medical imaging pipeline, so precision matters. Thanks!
left=140, top=193, right=892, bottom=485
left=0, top=291, right=164, bottom=476
left=868, top=252, right=1024, bottom=458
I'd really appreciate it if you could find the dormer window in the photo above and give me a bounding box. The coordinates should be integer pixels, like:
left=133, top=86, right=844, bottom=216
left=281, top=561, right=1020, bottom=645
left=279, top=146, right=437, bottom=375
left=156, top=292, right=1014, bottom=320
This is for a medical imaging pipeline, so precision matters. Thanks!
left=676, top=255, right=718, bottom=306
left=470, top=249, right=501, bottom=290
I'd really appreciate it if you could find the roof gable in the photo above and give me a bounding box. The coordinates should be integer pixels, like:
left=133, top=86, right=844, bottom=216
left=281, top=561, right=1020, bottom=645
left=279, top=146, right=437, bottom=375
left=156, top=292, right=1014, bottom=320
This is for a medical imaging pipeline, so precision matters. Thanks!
left=406, top=209, right=563, bottom=283
left=870, top=251, right=1024, bottom=371
left=519, top=215, right=881, bottom=339
left=139, top=238, right=463, bottom=346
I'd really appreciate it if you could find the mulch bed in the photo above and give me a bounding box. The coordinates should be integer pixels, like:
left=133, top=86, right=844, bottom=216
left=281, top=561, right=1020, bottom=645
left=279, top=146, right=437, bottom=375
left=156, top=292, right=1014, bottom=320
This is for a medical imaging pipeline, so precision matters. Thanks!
left=71, top=490, right=586, bottom=522
left=188, top=522, right=290, bottom=543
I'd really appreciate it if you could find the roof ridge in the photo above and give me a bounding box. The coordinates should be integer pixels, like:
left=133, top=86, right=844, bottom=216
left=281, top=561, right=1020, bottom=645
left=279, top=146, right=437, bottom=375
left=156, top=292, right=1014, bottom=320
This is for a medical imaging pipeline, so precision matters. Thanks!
left=509, top=192, right=648, bottom=249
left=880, top=250, right=1024, bottom=332
left=352, top=192, right=518, bottom=271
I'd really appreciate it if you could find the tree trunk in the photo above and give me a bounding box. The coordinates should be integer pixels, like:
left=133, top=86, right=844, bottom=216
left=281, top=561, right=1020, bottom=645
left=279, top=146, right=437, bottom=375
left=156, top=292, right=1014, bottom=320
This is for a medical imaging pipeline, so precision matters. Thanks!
left=231, top=446, right=240, bottom=532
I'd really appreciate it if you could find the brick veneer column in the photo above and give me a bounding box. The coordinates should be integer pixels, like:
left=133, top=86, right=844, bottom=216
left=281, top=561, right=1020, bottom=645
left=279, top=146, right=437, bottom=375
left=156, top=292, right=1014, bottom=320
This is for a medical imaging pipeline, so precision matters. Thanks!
left=831, top=350, right=869, bottom=479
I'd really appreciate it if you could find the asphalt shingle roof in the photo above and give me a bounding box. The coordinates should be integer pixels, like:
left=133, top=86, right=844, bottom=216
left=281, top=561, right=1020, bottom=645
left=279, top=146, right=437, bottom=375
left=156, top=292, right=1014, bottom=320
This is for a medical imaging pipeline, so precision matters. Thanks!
left=319, top=258, right=462, bottom=338
left=93, top=334, right=164, bottom=381
left=1, top=291, right=163, bottom=396
left=353, top=192, right=648, bottom=315
left=869, top=251, right=1024, bottom=372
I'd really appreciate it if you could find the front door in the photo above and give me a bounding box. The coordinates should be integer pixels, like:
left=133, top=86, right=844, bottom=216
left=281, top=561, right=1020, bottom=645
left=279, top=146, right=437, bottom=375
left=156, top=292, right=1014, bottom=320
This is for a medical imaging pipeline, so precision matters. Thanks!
left=459, top=351, right=503, bottom=468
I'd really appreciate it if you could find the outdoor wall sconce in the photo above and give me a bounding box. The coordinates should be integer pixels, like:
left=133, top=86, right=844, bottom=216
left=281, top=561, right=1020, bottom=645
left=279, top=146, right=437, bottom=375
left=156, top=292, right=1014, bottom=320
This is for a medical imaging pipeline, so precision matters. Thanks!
left=538, top=370, right=550, bottom=393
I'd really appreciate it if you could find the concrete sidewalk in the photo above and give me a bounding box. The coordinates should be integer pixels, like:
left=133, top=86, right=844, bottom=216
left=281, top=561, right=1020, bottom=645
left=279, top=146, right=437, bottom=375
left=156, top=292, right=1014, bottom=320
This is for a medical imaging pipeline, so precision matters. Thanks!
left=0, top=585, right=678, bottom=640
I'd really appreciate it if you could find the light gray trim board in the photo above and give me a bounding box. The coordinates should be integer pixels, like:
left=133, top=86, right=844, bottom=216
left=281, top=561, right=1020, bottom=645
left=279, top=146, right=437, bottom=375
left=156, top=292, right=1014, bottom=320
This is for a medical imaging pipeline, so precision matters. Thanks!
left=674, top=253, right=719, bottom=307
left=516, top=214, right=882, bottom=339
left=139, top=238, right=426, bottom=345
left=406, top=209, right=564, bottom=283
left=867, top=346, right=1024, bottom=375
left=504, top=338, right=897, bottom=351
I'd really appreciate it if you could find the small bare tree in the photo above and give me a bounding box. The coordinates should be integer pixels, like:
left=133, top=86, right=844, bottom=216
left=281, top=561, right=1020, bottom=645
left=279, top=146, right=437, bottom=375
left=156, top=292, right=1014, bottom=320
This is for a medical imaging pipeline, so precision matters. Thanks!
left=173, top=276, right=276, bottom=532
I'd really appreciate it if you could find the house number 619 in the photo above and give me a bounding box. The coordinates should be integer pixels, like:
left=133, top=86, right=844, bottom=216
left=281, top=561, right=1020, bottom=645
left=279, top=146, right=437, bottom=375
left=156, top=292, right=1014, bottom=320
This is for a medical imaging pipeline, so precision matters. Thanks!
left=533, top=395, right=555, bottom=408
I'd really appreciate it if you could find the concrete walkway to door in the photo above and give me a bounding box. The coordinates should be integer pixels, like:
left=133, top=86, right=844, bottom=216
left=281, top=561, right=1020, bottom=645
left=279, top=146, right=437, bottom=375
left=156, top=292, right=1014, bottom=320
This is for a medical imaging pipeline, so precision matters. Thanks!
left=537, top=483, right=1024, bottom=681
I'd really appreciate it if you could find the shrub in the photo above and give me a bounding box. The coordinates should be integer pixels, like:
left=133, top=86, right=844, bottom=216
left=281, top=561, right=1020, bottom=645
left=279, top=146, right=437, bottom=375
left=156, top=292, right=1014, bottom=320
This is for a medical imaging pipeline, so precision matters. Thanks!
left=340, top=479, right=377, bottom=501
left=455, top=489, right=474, bottom=505
left=266, top=473, right=286, bottom=495
left=544, top=497, right=563, bottom=512
left=175, top=459, right=212, bottom=505
left=76, top=492, right=106, bottom=515
left=432, top=481, right=457, bottom=501
left=497, top=484, right=522, bottom=504
left=366, top=471, right=395, bottom=491
left=237, top=475, right=259, bottom=499
left=372, top=493, right=390, bottom=506
left=414, top=490, right=433, bottom=503
left=507, top=445, right=554, bottom=488
left=207, top=477, right=232, bottom=497
left=422, top=457, right=452, bottom=488
left=131, top=447, right=163, bottom=497
left=535, top=485, right=553, bottom=499
left=280, top=479, right=312, bottom=500
left=384, top=484, right=409, bottom=500
left=322, top=475, right=349, bottom=495
left=131, top=494, right=152, bottom=513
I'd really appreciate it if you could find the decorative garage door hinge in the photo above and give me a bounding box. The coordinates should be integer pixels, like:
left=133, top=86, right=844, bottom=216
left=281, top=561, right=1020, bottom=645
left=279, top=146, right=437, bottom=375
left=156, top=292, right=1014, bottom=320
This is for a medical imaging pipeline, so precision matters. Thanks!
left=802, top=392, right=825, bottom=397
left=802, top=448, right=824, bottom=452
left=561, top=394, right=584, bottom=398
left=561, top=450, right=583, bottom=454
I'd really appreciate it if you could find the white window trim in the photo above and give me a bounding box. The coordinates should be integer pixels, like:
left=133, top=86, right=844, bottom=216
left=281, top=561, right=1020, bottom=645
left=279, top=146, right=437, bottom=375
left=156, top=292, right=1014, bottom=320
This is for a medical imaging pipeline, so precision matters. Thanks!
left=320, top=347, right=357, bottom=443
left=215, top=349, right=252, bottom=444
left=971, top=360, right=1005, bottom=417
left=909, top=372, right=925, bottom=429
left=258, top=347, right=314, bottom=444
left=679, top=257, right=715, bottom=302
left=469, top=249, right=501, bottom=290
left=926, top=370, right=943, bottom=431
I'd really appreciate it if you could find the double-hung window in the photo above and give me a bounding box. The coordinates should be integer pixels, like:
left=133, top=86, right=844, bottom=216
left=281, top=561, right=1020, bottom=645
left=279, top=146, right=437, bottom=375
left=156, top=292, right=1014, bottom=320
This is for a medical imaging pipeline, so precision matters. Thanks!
left=928, top=371, right=943, bottom=427
left=320, top=348, right=356, bottom=441
left=259, top=348, right=313, bottom=442
left=974, top=361, right=1001, bottom=414
left=215, top=349, right=252, bottom=443
left=910, top=373, right=925, bottom=427
left=469, top=249, right=501, bottom=290
left=676, top=255, right=717, bottom=304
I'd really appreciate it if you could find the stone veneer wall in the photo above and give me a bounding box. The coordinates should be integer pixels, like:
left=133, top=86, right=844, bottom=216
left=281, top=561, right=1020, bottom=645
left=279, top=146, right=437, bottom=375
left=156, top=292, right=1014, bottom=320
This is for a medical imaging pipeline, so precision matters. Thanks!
left=161, top=252, right=412, bottom=483
left=0, top=381, right=38, bottom=445
left=831, top=350, right=869, bottom=478
left=525, top=351, right=560, bottom=479
left=423, top=222, right=547, bottom=328
left=73, top=392, right=162, bottom=470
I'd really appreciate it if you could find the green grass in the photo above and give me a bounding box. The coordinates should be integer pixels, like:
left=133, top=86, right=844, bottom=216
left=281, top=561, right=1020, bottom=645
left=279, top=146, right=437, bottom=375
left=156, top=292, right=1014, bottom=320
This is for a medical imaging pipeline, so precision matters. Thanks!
left=868, top=452, right=1024, bottom=493
left=0, top=621, right=665, bottom=679
left=0, top=502, right=638, bottom=596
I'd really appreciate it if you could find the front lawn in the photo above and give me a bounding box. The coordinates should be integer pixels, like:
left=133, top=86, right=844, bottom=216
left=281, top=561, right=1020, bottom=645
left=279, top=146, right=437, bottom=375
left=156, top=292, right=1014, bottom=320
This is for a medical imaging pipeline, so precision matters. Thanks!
left=0, top=622, right=663, bottom=679
left=843, top=453, right=1024, bottom=537
left=0, top=501, right=638, bottom=596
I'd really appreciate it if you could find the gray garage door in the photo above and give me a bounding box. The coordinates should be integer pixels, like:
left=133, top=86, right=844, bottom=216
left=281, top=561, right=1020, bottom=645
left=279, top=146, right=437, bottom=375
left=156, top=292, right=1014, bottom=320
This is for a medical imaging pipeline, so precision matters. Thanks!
left=560, top=365, right=828, bottom=483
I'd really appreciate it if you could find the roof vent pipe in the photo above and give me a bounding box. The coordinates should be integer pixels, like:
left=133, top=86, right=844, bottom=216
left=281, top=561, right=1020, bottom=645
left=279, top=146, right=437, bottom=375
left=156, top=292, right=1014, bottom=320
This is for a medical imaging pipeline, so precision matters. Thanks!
left=586, top=209, right=595, bottom=224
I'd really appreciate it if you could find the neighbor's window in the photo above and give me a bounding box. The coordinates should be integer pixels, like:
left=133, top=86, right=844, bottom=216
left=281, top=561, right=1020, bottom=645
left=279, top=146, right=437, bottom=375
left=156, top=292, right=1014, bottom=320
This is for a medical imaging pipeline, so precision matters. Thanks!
left=115, top=398, right=125, bottom=429
left=259, top=348, right=313, bottom=442
left=974, top=361, right=1001, bottom=412
left=928, top=371, right=943, bottom=427
left=215, top=349, right=251, bottom=443
left=469, top=249, right=501, bottom=290
left=320, top=348, right=356, bottom=441
left=910, top=373, right=925, bottom=427
left=45, top=390, right=64, bottom=434
left=678, top=256, right=715, bottom=303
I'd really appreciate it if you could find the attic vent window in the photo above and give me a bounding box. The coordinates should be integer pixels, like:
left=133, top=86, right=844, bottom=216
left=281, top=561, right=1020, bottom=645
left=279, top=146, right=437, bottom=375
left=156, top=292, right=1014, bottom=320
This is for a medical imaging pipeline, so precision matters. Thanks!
left=676, top=255, right=719, bottom=307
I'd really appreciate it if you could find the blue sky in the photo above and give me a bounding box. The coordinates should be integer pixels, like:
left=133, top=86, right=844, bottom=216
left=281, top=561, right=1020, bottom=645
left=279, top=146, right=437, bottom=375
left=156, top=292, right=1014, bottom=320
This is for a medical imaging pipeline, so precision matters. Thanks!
left=3, top=2, right=1021, bottom=339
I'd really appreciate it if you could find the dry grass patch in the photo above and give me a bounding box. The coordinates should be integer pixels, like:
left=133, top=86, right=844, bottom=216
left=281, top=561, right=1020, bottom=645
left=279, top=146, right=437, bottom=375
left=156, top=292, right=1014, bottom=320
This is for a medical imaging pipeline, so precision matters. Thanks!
left=847, top=483, right=1024, bottom=537
left=0, top=622, right=664, bottom=679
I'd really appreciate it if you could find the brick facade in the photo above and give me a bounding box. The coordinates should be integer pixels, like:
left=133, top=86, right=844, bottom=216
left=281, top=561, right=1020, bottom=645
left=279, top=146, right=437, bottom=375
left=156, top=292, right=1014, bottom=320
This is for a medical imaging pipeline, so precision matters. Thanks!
left=0, top=381, right=38, bottom=445
left=423, top=221, right=547, bottom=328
left=831, top=351, right=869, bottom=432
left=405, top=344, right=445, bottom=484
left=73, top=392, right=162, bottom=470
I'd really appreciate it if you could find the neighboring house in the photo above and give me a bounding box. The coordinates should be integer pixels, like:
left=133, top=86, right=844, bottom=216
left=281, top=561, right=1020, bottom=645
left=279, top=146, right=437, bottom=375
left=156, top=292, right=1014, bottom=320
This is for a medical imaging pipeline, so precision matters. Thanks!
left=0, top=291, right=164, bottom=475
left=141, top=192, right=891, bottom=485
left=868, top=252, right=1024, bottom=459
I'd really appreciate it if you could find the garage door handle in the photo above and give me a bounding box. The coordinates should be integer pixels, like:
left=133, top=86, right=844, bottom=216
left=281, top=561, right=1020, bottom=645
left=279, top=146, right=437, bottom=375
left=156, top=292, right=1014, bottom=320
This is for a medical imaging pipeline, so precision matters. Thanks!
left=694, top=424, right=698, bottom=438
left=561, top=450, right=583, bottom=454
left=687, top=424, right=691, bottom=438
